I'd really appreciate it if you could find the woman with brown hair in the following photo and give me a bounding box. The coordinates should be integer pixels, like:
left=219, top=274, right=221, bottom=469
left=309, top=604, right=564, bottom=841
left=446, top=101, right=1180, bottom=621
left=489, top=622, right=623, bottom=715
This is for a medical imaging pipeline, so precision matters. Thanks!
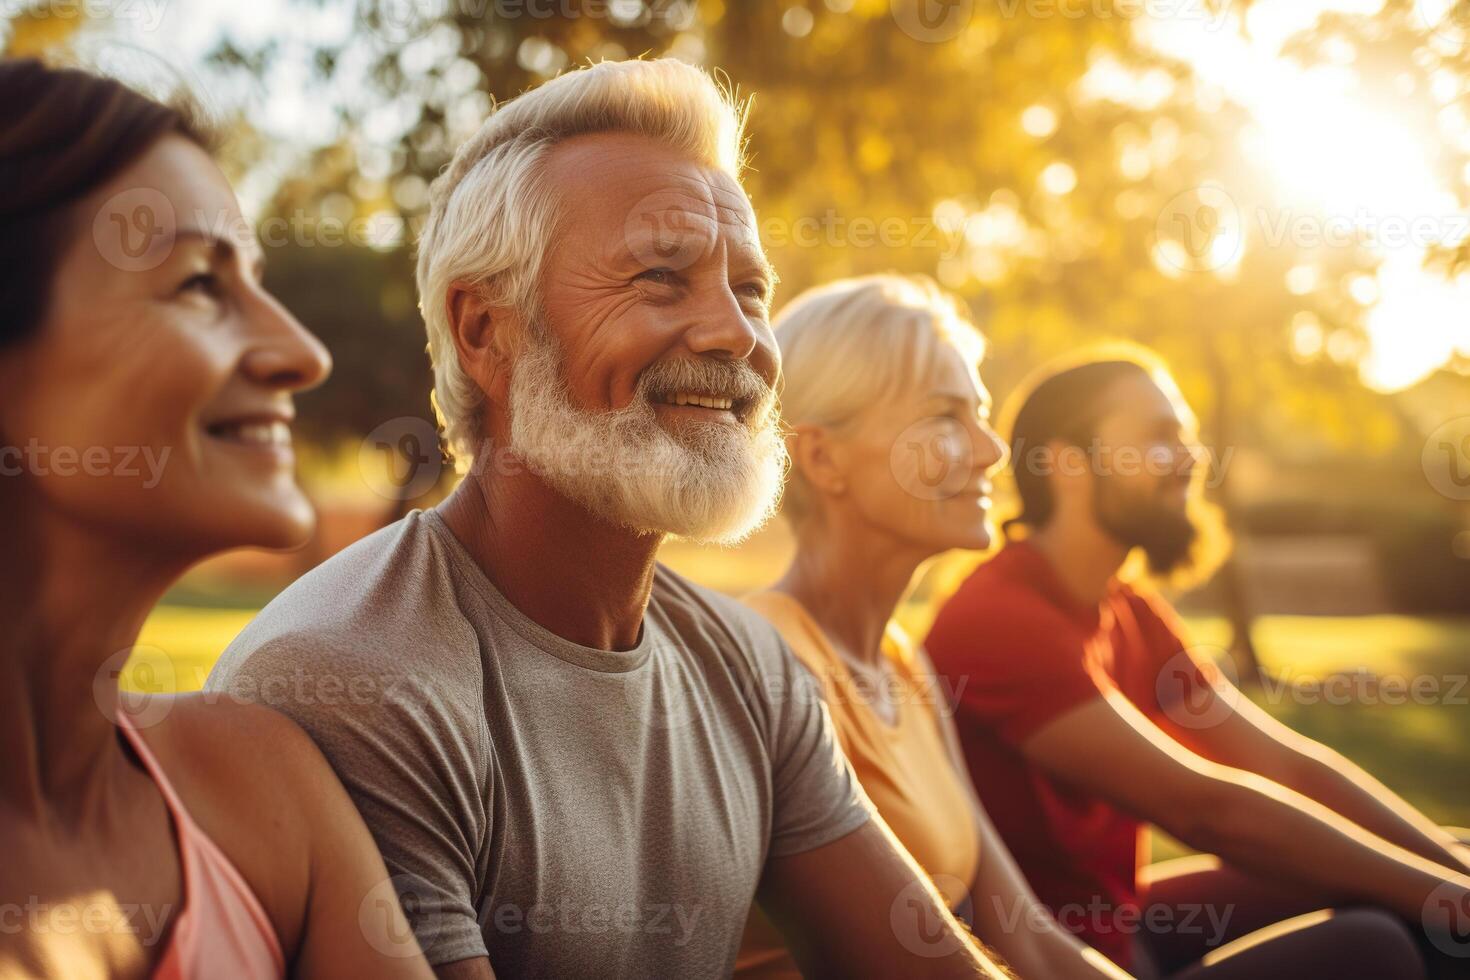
left=0, top=59, right=433, bottom=979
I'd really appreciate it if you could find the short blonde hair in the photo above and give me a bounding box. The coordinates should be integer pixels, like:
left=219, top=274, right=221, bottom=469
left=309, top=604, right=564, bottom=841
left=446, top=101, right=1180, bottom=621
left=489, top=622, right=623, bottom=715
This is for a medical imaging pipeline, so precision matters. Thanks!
left=416, top=58, right=750, bottom=465
left=773, top=273, right=986, bottom=522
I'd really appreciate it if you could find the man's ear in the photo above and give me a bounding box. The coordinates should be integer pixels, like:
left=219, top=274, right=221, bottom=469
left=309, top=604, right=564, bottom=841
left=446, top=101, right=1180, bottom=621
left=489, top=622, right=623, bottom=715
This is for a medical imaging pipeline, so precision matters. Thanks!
left=789, top=423, right=849, bottom=498
left=445, top=281, right=523, bottom=408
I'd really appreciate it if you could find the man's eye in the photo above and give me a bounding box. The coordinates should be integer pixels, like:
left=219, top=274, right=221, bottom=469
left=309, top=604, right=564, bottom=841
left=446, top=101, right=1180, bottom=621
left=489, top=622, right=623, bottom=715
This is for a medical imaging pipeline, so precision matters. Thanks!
left=636, top=268, right=673, bottom=285
left=738, top=282, right=769, bottom=302
left=179, top=273, right=221, bottom=296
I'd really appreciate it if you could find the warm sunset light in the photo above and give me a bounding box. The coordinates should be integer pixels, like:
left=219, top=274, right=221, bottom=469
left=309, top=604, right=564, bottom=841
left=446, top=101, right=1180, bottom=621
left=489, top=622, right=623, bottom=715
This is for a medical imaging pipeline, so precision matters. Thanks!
left=1145, top=0, right=1470, bottom=390
left=6, top=3, right=1470, bottom=977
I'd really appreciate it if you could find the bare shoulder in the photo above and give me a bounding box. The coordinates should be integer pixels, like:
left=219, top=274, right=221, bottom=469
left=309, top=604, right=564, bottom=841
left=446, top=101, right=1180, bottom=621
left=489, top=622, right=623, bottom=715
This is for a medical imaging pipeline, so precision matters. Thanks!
left=136, top=692, right=332, bottom=788
left=125, top=693, right=342, bottom=954
left=134, top=693, right=352, bottom=838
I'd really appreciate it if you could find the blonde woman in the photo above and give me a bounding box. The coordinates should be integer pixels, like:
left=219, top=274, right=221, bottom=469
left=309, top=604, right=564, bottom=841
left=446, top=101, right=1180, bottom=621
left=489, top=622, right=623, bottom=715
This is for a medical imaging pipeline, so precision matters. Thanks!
left=734, top=275, right=1129, bottom=979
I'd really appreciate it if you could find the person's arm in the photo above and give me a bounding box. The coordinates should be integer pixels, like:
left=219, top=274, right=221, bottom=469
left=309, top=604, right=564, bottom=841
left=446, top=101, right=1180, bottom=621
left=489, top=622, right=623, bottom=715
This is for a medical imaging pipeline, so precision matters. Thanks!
left=1022, top=690, right=1470, bottom=921
left=1156, top=662, right=1470, bottom=876
left=163, top=696, right=435, bottom=979
left=747, top=617, right=1011, bottom=979
left=209, top=640, right=496, bottom=972
left=759, top=818, right=1015, bottom=979
left=287, top=730, right=436, bottom=979
left=432, top=958, right=497, bottom=979
left=913, top=644, right=1130, bottom=980
left=966, top=798, right=1133, bottom=980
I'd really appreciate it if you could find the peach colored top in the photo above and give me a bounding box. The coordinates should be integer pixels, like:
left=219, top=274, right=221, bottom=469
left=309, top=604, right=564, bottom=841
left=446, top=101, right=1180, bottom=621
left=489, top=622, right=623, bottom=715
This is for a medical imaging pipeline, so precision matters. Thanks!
left=734, top=592, right=981, bottom=978
left=117, top=713, right=285, bottom=980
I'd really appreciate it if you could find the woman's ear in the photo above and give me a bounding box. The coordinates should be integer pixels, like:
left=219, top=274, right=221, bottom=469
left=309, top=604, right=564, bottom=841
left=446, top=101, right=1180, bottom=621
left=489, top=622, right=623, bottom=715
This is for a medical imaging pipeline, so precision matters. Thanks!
left=789, top=422, right=849, bottom=498
left=445, top=281, right=523, bottom=409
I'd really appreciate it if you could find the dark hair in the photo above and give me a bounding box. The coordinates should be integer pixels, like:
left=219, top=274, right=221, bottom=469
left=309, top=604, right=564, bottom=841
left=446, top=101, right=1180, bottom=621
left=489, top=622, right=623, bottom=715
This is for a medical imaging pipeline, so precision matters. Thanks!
left=1002, top=353, right=1161, bottom=537
left=0, top=58, right=216, bottom=348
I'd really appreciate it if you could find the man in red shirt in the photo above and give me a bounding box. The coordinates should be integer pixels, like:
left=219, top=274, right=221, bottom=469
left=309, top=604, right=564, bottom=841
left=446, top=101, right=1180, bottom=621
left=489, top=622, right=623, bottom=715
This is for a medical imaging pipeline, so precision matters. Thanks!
left=926, top=348, right=1470, bottom=978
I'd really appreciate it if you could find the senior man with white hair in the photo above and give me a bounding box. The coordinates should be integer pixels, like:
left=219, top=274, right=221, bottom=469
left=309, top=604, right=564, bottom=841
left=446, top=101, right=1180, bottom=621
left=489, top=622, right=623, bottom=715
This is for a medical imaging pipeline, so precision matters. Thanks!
left=207, top=59, right=1012, bottom=979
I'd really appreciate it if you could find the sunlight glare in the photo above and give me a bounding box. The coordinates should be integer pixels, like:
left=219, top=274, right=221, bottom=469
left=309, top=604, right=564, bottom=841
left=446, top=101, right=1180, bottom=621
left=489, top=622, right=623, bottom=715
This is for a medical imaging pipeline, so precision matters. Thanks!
left=1142, top=0, right=1469, bottom=391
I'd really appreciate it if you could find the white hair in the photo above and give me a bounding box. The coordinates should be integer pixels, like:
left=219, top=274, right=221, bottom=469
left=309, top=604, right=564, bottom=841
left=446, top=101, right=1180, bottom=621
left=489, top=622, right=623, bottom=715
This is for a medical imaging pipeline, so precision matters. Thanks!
left=415, top=58, right=749, bottom=465
left=773, top=273, right=987, bottom=523
left=507, top=323, right=786, bottom=545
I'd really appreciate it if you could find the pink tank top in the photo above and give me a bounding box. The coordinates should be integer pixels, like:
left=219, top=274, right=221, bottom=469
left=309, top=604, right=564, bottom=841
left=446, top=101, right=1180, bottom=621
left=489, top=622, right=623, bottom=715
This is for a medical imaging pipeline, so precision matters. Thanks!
left=116, top=713, right=286, bottom=980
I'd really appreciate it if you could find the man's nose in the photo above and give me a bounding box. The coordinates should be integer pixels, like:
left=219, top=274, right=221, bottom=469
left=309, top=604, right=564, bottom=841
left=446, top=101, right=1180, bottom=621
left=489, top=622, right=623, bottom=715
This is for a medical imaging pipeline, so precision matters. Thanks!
left=679, top=287, right=762, bottom=363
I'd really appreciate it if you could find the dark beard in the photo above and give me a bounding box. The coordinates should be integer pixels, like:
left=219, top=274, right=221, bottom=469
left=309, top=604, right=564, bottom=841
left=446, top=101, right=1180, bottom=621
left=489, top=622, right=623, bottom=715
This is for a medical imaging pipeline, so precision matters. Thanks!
left=1093, top=476, right=1198, bottom=576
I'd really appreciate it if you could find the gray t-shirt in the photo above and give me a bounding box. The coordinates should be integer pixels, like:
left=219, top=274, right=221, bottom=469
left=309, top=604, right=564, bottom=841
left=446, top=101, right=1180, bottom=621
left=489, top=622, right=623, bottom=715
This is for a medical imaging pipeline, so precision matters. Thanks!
left=205, top=509, right=872, bottom=976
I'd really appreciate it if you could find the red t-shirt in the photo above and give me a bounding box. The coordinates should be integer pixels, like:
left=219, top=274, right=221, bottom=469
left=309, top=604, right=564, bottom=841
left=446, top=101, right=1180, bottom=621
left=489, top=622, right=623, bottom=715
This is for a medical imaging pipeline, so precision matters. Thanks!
left=925, top=540, right=1205, bottom=970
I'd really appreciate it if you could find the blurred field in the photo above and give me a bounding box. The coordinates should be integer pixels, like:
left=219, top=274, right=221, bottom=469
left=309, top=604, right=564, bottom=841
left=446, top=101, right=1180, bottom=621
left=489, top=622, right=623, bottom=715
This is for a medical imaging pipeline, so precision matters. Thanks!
left=1151, top=614, right=1470, bottom=860
left=133, top=607, right=261, bottom=694
left=132, top=595, right=1470, bottom=830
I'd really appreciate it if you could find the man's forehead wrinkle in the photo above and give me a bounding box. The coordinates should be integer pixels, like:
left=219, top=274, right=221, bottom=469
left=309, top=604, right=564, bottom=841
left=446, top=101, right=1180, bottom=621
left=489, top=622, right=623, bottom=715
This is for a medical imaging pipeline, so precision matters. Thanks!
left=540, top=135, right=763, bottom=276
left=636, top=178, right=721, bottom=209
left=709, top=177, right=758, bottom=232
left=638, top=165, right=751, bottom=221
left=719, top=202, right=759, bottom=240
left=709, top=177, right=752, bottom=210
left=613, top=214, right=719, bottom=269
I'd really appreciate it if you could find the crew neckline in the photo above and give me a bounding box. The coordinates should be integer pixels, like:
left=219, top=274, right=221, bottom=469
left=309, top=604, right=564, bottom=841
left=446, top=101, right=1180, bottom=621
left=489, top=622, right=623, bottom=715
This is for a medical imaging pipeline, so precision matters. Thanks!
left=1004, top=539, right=1107, bottom=630
left=422, top=508, right=654, bottom=674
left=751, top=590, right=910, bottom=733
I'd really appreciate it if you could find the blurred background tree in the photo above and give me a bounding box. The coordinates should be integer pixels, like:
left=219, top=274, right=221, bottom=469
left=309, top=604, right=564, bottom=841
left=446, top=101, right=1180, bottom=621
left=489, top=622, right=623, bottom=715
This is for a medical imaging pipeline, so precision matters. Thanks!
left=5, top=0, right=1469, bottom=663
left=200, top=0, right=1467, bottom=679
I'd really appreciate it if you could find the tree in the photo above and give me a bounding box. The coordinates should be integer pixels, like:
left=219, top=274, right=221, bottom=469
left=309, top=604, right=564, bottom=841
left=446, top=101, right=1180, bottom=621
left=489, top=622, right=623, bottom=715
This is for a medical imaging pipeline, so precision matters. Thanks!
left=165, top=0, right=1464, bottom=658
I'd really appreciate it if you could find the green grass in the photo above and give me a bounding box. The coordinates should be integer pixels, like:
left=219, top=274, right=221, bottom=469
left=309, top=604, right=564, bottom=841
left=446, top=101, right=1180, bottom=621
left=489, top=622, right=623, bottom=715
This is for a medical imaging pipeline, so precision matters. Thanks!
left=128, top=607, right=1470, bottom=833
left=130, top=606, right=261, bottom=694
left=1143, top=615, right=1470, bottom=859
left=1184, top=615, right=1470, bottom=828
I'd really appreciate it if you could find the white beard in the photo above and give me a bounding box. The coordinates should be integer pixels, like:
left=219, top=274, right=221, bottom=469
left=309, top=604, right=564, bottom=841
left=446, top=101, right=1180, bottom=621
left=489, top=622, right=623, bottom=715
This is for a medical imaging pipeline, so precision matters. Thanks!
left=506, top=329, right=787, bottom=546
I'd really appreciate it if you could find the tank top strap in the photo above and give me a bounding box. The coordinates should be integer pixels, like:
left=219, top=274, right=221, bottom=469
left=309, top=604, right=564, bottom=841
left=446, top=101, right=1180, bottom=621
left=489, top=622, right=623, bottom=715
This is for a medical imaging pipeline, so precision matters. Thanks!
left=115, top=708, right=286, bottom=979
left=115, top=709, right=198, bottom=830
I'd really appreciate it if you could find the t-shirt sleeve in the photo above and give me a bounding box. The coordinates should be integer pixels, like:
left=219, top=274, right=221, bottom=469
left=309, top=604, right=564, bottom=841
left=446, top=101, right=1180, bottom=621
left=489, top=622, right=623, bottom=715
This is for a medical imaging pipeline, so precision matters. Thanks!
left=207, top=632, right=492, bottom=966
left=752, top=626, right=875, bottom=858
left=1125, top=588, right=1217, bottom=718
left=925, top=590, right=1105, bottom=746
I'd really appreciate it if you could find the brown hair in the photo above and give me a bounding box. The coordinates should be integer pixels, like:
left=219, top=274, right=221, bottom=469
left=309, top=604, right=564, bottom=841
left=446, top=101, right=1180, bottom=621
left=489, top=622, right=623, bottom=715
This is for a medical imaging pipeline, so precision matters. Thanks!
left=0, top=58, right=216, bottom=347
left=1002, top=345, right=1171, bottom=538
